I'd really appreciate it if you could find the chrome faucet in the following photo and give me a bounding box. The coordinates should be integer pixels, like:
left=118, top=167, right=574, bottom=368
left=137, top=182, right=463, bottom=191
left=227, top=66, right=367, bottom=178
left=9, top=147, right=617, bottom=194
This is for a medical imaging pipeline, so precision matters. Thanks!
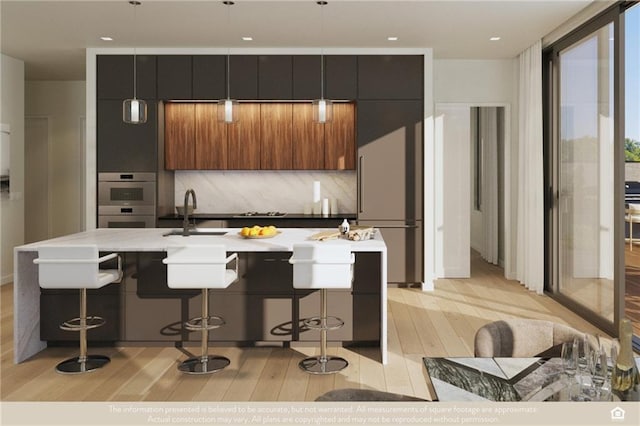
left=182, top=189, right=197, bottom=236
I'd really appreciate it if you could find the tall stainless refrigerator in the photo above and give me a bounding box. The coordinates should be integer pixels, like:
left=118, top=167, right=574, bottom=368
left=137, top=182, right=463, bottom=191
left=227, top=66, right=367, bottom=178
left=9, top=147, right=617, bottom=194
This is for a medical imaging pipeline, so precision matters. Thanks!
left=356, top=100, right=423, bottom=285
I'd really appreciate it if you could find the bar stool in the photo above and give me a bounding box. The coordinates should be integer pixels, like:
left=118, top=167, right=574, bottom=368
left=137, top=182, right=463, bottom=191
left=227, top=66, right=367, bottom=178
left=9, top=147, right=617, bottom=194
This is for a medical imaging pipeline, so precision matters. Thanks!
left=289, top=242, right=354, bottom=374
left=33, top=245, right=122, bottom=374
left=163, top=245, right=238, bottom=374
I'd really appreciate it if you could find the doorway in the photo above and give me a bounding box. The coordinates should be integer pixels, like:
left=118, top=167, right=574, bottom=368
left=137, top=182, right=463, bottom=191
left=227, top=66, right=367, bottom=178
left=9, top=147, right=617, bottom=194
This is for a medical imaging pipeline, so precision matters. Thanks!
left=434, top=103, right=510, bottom=279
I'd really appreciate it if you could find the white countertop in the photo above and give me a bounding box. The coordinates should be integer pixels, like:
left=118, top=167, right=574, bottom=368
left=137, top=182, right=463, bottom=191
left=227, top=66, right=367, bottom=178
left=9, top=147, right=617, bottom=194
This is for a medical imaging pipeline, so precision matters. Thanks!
left=15, top=228, right=387, bottom=253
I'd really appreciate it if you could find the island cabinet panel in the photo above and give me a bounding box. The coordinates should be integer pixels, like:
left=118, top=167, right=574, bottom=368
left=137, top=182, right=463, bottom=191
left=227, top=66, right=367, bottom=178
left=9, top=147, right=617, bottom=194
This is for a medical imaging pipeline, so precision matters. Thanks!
left=258, top=55, right=293, bottom=100
left=192, top=55, right=226, bottom=100
left=229, top=55, right=259, bottom=100
left=97, top=54, right=156, bottom=100
left=325, top=55, right=358, bottom=100
left=97, top=99, right=157, bottom=172
left=325, top=102, right=356, bottom=170
left=292, top=103, right=325, bottom=169
left=260, top=103, right=293, bottom=169
left=227, top=103, right=261, bottom=170
left=194, top=103, right=228, bottom=169
left=164, top=103, right=195, bottom=169
left=157, top=55, right=193, bottom=100
left=40, top=285, right=121, bottom=342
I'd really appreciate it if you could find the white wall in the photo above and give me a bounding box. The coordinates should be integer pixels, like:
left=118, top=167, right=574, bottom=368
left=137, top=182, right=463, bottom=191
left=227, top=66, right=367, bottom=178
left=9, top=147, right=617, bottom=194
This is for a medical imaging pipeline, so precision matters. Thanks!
left=0, top=54, right=25, bottom=284
left=433, top=59, right=518, bottom=279
left=25, top=81, right=86, bottom=238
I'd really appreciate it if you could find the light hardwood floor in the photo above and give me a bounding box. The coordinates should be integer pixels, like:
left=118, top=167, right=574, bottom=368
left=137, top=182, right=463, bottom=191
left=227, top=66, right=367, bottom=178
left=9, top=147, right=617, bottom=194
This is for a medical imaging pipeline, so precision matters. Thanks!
left=0, top=251, right=609, bottom=402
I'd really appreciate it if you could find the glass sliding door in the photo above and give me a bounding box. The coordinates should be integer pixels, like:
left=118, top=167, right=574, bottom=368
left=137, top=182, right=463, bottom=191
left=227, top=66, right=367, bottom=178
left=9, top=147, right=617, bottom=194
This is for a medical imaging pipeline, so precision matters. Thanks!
left=624, top=3, right=640, bottom=340
left=556, top=21, right=615, bottom=324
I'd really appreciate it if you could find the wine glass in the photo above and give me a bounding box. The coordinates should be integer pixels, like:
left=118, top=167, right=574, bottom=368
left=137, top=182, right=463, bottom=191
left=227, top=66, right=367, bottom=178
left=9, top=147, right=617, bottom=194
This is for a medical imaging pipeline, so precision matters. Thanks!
left=575, top=334, right=591, bottom=375
left=590, top=346, right=608, bottom=400
left=561, top=341, right=577, bottom=378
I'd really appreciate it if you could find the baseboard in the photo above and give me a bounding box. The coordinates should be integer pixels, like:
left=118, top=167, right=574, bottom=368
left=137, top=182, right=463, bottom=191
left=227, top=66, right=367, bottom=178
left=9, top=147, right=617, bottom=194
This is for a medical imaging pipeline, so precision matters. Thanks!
left=443, top=267, right=470, bottom=278
left=1, top=273, right=13, bottom=285
left=420, top=280, right=434, bottom=292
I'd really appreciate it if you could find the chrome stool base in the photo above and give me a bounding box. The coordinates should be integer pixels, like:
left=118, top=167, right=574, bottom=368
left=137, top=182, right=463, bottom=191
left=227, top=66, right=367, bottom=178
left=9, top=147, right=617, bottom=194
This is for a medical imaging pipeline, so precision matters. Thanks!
left=55, top=355, right=110, bottom=374
left=178, top=355, right=230, bottom=375
left=299, top=355, right=348, bottom=375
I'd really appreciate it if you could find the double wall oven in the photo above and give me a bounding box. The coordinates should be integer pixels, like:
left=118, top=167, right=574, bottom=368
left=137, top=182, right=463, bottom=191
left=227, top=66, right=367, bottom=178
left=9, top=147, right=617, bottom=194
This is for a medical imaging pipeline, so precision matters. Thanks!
left=98, top=172, right=156, bottom=228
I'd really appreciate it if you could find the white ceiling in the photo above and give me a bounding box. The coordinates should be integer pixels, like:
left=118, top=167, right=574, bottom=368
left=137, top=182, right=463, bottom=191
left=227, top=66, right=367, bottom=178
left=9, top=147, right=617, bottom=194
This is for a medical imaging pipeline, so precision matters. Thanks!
left=1, top=0, right=594, bottom=81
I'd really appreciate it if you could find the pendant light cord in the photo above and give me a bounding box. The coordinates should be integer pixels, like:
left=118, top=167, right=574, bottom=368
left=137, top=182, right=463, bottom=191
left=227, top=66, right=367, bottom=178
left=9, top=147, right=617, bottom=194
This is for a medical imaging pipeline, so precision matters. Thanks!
left=225, top=1, right=232, bottom=100
left=320, top=1, right=325, bottom=101
left=132, top=1, right=139, bottom=100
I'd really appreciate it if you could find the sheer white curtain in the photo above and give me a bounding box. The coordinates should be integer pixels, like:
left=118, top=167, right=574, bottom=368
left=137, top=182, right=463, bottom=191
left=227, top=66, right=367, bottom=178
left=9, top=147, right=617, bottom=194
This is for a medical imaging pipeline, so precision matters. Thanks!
left=480, top=107, right=499, bottom=265
left=516, top=40, right=544, bottom=294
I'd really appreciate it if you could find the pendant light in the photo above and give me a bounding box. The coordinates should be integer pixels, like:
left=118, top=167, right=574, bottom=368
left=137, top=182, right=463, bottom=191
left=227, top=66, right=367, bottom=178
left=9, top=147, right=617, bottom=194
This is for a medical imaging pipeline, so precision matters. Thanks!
left=123, top=1, right=147, bottom=124
left=313, top=1, right=332, bottom=123
left=218, top=1, right=239, bottom=123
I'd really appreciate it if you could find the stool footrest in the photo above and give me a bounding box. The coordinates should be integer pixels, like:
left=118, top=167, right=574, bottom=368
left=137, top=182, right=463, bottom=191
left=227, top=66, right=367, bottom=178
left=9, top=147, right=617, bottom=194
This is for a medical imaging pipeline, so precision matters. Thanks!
left=184, top=315, right=225, bottom=331
left=303, top=315, right=344, bottom=331
left=59, top=316, right=106, bottom=331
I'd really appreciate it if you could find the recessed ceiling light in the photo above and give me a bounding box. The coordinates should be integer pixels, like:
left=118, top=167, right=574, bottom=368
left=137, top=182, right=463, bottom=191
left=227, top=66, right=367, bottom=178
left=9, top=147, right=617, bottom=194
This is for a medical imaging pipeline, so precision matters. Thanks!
left=242, top=36, right=253, bottom=41
left=100, top=36, right=113, bottom=41
left=490, top=36, right=501, bottom=41
left=387, top=36, right=398, bottom=41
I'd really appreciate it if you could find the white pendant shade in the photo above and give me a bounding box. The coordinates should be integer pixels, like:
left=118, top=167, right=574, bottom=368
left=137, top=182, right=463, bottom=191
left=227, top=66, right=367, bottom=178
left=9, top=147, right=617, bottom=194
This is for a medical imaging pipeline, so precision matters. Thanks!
left=218, top=99, right=239, bottom=123
left=313, top=99, right=333, bottom=123
left=123, top=98, right=147, bottom=124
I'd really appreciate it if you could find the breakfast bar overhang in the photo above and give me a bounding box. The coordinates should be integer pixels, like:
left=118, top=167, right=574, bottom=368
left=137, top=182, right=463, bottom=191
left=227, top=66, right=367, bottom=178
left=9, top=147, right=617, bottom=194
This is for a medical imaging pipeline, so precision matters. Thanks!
left=13, top=228, right=387, bottom=364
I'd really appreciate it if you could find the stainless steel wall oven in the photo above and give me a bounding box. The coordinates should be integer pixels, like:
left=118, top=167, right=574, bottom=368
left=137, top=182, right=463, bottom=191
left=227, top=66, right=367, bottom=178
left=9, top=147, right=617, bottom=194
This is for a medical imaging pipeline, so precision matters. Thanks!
left=98, top=172, right=156, bottom=228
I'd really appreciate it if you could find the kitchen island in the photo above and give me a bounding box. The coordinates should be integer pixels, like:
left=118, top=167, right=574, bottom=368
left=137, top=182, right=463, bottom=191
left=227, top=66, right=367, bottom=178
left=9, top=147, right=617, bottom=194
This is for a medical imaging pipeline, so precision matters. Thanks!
left=13, top=228, right=387, bottom=364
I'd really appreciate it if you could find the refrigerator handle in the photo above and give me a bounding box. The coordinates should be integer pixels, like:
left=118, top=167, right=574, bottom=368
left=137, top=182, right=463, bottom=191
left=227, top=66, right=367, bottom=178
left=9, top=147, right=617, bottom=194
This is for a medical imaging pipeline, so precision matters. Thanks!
left=358, top=155, right=364, bottom=214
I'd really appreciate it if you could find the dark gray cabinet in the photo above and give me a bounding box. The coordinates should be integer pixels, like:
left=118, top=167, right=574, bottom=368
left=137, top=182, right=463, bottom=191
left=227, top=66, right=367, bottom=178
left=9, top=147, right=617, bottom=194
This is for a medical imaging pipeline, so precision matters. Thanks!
left=357, top=55, right=423, bottom=100
left=157, top=55, right=192, bottom=100
left=258, top=55, right=293, bottom=99
left=97, top=55, right=157, bottom=100
left=229, top=55, right=258, bottom=99
left=357, top=100, right=423, bottom=220
left=326, top=55, right=358, bottom=100
left=293, top=55, right=321, bottom=100
left=97, top=99, right=157, bottom=172
left=193, top=55, right=227, bottom=99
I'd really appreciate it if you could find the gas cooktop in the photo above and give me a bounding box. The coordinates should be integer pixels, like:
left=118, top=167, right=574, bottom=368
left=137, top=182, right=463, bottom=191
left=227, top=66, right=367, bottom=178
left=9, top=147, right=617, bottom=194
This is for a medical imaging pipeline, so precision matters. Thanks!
left=232, top=211, right=287, bottom=218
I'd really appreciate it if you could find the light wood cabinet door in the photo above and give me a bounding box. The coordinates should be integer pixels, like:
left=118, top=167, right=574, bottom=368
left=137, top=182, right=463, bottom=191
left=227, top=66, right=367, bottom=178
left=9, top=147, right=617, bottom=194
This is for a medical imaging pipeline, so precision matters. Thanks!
left=228, top=103, right=261, bottom=170
left=325, top=102, right=356, bottom=170
left=164, top=103, right=195, bottom=170
left=260, top=103, right=292, bottom=169
left=195, top=103, right=227, bottom=169
left=292, top=103, right=324, bottom=169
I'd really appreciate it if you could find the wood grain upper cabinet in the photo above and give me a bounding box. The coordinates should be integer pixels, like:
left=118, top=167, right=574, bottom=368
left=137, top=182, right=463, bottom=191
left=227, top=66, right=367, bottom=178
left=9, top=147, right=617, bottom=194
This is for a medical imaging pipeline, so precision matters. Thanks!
left=260, top=104, right=292, bottom=169
left=292, top=103, right=324, bottom=169
left=97, top=55, right=156, bottom=100
left=164, top=103, right=195, bottom=170
left=195, top=103, right=227, bottom=169
left=357, top=55, right=423, bottom=100
left=325, top=103, right=356, bottom=170
left=157, top=55, right=192, bottom=100
left=228, top=103, right=261, bottom=170
left=258, top=56, right=293, bottom=100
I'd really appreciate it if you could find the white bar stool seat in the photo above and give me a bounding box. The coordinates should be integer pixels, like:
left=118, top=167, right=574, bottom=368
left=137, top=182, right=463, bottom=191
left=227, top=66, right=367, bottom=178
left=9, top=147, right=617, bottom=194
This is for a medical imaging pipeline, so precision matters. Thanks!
left=163, top=245, right=238, bottom=374
left=34, top=245, right=122, bottom=374
left=290, top=242, right=354, bottom=374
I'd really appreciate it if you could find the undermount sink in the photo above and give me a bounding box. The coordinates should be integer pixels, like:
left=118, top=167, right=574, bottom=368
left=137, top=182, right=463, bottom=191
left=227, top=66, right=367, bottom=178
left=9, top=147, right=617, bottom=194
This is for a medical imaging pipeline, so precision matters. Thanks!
left=162, top=229, right=228, bottom=237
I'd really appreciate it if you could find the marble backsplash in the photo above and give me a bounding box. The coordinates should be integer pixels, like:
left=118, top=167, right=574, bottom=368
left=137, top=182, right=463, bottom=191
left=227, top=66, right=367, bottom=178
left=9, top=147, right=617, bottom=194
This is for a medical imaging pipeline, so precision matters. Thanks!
left=174, top=171, right=357, bottom=214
